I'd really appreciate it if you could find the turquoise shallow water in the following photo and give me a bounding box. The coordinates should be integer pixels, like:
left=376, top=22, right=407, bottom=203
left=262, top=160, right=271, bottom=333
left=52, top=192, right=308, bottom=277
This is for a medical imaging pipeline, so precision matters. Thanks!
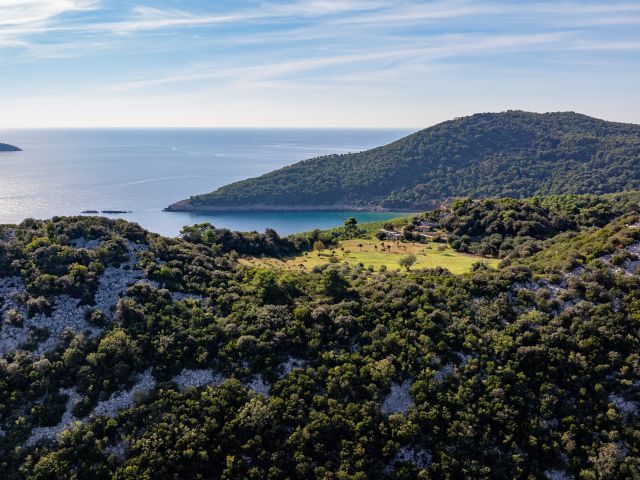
left=0, top=128, right=412, bottom=236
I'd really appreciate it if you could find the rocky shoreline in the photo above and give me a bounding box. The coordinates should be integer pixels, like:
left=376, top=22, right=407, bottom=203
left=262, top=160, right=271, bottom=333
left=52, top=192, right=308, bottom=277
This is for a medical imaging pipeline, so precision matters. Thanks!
left=164, top=199, right=424, bottom=213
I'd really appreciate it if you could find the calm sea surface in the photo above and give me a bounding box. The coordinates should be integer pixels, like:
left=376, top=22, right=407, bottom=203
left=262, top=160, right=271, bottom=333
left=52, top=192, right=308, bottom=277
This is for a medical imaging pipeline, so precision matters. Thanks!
left=0, top=128, right=412, bottom=236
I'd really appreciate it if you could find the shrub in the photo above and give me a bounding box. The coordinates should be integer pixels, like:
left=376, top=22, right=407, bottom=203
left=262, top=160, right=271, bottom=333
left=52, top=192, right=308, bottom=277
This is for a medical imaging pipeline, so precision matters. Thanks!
left=5, top=308, right=23, bottom=327
left=27, top=296, right=52, bottom=318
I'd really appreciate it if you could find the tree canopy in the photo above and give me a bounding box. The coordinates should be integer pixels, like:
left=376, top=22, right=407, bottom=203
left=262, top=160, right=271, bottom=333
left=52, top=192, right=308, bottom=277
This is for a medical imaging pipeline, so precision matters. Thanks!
left=171, top=111, right=640, bottom=211
left=1, top=200, right=640, bottom=478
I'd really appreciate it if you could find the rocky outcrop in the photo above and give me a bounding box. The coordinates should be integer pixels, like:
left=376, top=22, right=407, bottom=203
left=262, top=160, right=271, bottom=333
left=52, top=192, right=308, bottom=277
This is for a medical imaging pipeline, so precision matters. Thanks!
left=0, top=241, right=147, bottom=356
left=382, top=381, right=413, bottom=415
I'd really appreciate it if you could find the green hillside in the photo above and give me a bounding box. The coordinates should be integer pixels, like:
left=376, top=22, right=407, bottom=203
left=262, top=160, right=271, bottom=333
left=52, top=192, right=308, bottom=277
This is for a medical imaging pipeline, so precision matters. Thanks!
left=3, top=193, right=640, bottom=478
left=168, top=111, right=640, bottom=211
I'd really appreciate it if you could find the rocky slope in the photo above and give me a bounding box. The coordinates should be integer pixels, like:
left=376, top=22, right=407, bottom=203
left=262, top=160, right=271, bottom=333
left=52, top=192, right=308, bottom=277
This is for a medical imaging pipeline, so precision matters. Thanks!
left=2, top=211, right=640, bottom=479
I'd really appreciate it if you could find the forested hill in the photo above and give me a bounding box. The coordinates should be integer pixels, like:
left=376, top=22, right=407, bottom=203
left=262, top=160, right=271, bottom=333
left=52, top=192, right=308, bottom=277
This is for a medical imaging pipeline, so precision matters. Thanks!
left=3, top=199, right=640, bottom=478
left=0, top=142, right=21, bottom=151
left=167, top=111, right=640, bottom=211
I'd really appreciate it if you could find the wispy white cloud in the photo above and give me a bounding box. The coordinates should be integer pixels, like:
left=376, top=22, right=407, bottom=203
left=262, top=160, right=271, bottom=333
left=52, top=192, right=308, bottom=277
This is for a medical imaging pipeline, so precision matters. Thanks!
left=535, top=2, right=640, bottom=15
left=0, top=0, right=99, bottom=48
left=0, top=0, right=389, bottom=56
left=2, top=0, right=640, bottom=128
left=259, top=0, right=387, bottom=16
left=558, top=14, right=640, bottom=27
left=4, top=0, right=640, bottom=57
left=0, top=0, right=98, bottom=27
left=92, top=1, right=387, bottom=34
left=566, top=41, right=640, bottom=51
left=105, top=31, right=572, bottom=91
left=332, top=0, right=501, bottom=25
left=332, top=0, right=640, bottom=27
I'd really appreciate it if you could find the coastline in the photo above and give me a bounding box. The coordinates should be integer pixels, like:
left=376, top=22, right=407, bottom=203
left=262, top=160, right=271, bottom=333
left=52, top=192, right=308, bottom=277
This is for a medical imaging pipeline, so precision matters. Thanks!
left=164, top=201, right=422, bottom=213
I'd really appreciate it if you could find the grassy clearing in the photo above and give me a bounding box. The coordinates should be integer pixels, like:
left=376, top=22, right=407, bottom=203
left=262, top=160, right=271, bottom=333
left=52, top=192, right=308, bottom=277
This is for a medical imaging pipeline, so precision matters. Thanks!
left=241, top=239, right=500, bottom=274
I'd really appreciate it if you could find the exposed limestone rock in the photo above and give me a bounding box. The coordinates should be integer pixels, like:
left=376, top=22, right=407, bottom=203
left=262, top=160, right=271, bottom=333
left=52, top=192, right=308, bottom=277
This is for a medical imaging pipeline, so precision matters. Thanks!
left=92, top=369, right=156, bottom=418
left=25, top=387, right=82, bottom=446
left=104, top=440, right=127, bottom=462
left=26, top=369, right=158, bottom=446
left=171, top=368, right=222, bottom=391
left=234, top=358, right=307, bottom=398
left=0, top=241, right=150, bottom=357
left=545, top=469, right=574, bottom=480
left=32, top=295, right=102, bottom=355
left=94, top=260, right=145, bottom=315
left=456, top=352, right=473, bottom=368
left=395, top=446, right=432, bottom=469
left=0, top=277, right=29, bottom=354
left=0, top=228, right=15, bottom=242
left=433, top=362, right=455, bottom=382
left=246, top=374, right=270, bottom=397
left=171, top=291, right=204, bottom=303
left=69, top=237, right=103, bottom=249
left=541, top=418, right=560, bottom=430
left=279, top=357, right=305, bottom=377
left=382, top=381, right=413, bottom=415
left=609, top=393, right=639, bottom=417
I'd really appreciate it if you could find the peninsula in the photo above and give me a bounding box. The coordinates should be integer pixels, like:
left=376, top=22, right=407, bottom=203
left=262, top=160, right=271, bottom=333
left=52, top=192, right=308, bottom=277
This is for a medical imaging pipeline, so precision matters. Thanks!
left=166, top=111, right=640, bottom=212
left=0, top=142, right=21, bottom=152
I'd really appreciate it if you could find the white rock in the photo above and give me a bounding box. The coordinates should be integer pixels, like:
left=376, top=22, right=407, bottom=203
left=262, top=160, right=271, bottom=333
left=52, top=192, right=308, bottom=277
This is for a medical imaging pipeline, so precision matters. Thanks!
left=0, top=228, right=15, bottom=242
left=25, top=387, right=82, bottom=446
left=0, top=277, right=31, bottom=354
left=26, top=369, right=158, bottom=447
left=0, top=240, right=150, bottom=357
left=104, top=440, right=127, bottom=461
left=171, top=368, right=222, bottom=391
left=609, top=393, right=638, bottom=416
left=545, top=469, right=574, bottom=480
left=69, top=237, right=103, bottom=249
left=433, top=363, right=455, bottom=382
left=279, top=357, right=305, bottom=377
left=92, top=369, right=156, bottom=418
left=395, top=446, right=432, bottom=468
left=247, top=374, right=270, bottom=397
left=456, top=352, right=473, bottom=368
left=171, top=291, right=204, bottom=303
left=382, top=381, right=413, bottom=415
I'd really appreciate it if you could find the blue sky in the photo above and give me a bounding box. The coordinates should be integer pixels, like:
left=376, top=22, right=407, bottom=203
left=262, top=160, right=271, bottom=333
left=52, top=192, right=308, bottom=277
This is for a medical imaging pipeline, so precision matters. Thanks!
left=1, top=0, right=640, bottom=128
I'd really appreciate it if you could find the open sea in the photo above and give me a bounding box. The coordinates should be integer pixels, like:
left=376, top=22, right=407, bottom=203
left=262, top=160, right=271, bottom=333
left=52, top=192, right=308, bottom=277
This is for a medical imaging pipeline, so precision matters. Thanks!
left=0, top=128, right=412, bottom=236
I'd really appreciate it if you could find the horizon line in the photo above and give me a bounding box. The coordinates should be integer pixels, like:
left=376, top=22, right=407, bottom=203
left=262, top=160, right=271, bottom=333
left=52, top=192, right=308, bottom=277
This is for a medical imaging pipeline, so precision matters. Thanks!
left=0, top=125, right=421, bottom=131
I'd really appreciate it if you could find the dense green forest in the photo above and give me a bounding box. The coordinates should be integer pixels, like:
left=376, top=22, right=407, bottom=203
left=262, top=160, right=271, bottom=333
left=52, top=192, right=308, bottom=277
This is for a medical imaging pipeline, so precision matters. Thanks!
left=425, top=191, right=640, bottom=259
left=0, top=142, right=21, bottom=152
left=1, top=193, right=640, bottom=478
left=304, top=191, right=640, bottom=260
left=167, top=111, right=640, bottom=211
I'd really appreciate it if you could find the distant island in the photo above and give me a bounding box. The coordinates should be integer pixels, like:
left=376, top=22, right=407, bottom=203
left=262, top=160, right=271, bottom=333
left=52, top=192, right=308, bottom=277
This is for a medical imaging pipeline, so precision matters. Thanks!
left=82, top=210, right=132, bottom=214
left=166, top=110, right=640, bottom=212
left=0, top=142, right=21, bottom=152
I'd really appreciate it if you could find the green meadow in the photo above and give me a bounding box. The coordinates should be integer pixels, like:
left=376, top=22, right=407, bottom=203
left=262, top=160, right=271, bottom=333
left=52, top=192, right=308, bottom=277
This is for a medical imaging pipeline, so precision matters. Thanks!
left=242, top=238, right=499, bottom=274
